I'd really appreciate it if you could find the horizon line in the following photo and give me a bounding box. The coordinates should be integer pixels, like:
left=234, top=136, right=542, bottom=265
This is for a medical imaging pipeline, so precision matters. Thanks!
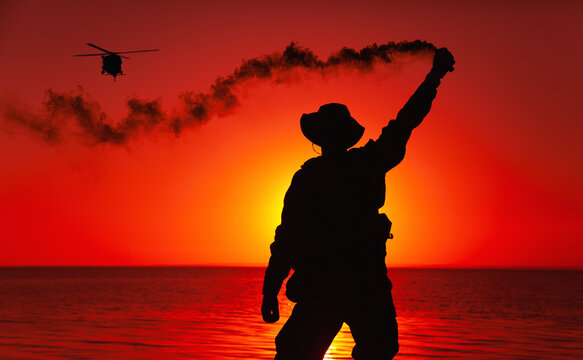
left=1, top=264, right=582, bottom=271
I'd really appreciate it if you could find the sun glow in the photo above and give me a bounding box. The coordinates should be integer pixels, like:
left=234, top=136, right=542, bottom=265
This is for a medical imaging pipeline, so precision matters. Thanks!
left=324, top=345, right=336, bottom=359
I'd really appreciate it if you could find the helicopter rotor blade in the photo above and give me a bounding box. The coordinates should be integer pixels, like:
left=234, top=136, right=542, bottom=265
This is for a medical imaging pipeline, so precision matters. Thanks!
left=86, top=43, right=113, bottom=54
left=120, top=55, right=130, bottom=59
left=73, top=53, right=106, bottom=57
left=113, top=49, right=159, bottom=55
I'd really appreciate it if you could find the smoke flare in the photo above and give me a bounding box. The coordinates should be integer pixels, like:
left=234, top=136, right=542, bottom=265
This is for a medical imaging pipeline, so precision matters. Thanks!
left=1, top=40, right=436, bottom=146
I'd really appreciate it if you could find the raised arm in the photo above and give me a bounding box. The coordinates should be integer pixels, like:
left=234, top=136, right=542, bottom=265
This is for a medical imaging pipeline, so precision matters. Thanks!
left=395, top=48, right=455, bottom=129
left=366, top=48, right=455, bottom=172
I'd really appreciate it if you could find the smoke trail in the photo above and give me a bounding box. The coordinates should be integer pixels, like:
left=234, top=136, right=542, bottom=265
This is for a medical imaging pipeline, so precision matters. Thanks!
left=1, top=88, right=165, bottom=145
left=0, top=40, right=436, bottom=146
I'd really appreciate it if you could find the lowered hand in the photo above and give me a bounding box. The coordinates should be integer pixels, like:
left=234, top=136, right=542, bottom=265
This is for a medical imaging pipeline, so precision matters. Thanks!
left=261, top=295, right=280, bottom=323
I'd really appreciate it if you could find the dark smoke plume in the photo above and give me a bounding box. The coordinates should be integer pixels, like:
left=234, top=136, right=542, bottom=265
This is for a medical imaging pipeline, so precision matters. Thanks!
left=1, top=88, right=165, bottom=145
left=1, top=40, right=436, bottom=146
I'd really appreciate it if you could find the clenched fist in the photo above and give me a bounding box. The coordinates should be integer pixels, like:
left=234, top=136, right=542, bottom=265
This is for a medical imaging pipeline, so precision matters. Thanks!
left=431, top=48, right=455, bottom=78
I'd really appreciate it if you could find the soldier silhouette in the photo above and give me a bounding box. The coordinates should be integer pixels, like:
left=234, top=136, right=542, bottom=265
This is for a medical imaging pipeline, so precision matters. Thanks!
left=262, top=48, right=455, bottom=360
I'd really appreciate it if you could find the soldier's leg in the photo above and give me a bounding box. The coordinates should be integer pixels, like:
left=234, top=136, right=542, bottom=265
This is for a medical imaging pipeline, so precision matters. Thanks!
left=346, top=292, right=399, bottom=360
left=274, top=299, right=343, bottom=360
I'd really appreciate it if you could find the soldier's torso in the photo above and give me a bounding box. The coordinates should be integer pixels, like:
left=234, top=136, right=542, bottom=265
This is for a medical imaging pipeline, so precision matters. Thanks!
left=289, top=150, right=389, bottom=292
left=300, top=149, right=387, bottom=237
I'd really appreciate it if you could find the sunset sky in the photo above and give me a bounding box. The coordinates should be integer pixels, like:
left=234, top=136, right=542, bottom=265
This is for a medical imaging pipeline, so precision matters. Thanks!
left=0, top=0, right=581, bottom=267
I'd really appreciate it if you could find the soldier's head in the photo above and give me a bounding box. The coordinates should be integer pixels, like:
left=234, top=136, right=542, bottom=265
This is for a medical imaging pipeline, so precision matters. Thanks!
left=300, top=103, right=364, bottom=156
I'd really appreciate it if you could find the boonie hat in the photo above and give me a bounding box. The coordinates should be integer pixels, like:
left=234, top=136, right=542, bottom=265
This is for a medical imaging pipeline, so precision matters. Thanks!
left=300, top=103, right=364, bottom=149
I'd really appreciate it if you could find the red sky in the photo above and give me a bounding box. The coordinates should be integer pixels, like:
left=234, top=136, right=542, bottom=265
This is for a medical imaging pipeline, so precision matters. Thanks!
left=0, top=0, right=581, bottom=267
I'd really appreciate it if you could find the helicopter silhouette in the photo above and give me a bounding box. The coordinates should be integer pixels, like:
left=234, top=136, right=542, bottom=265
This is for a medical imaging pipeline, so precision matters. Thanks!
left=74, top=43, right=159, bottom=80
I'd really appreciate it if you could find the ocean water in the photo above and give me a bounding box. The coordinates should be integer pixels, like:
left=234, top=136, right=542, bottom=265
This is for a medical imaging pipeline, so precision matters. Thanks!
left=0, top=267, right=582, bottom=359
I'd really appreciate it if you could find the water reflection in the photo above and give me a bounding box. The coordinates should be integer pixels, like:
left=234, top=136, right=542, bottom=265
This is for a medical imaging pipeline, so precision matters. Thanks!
left=325, top=325, right=354, bottom=359
left=0, top=267, right=582, bottom=359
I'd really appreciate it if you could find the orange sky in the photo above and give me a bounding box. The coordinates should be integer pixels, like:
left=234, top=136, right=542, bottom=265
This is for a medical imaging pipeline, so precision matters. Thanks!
left=0, top=0, right=581, bottom=267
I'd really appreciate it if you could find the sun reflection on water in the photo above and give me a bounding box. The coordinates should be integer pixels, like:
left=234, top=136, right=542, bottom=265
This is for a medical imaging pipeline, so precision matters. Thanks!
left=324, top=324, right=355, bottom=359
left=324, top=345, right=336, bottom=359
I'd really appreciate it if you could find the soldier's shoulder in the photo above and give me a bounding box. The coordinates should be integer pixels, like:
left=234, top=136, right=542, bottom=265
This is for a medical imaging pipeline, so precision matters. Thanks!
left=348, top=140, right=376, bottom=160
left=349, top=139, right=375, bottom=154
left=300, top=156, right=324, bottom=171
left=285, top=157, right=321, bottom=191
